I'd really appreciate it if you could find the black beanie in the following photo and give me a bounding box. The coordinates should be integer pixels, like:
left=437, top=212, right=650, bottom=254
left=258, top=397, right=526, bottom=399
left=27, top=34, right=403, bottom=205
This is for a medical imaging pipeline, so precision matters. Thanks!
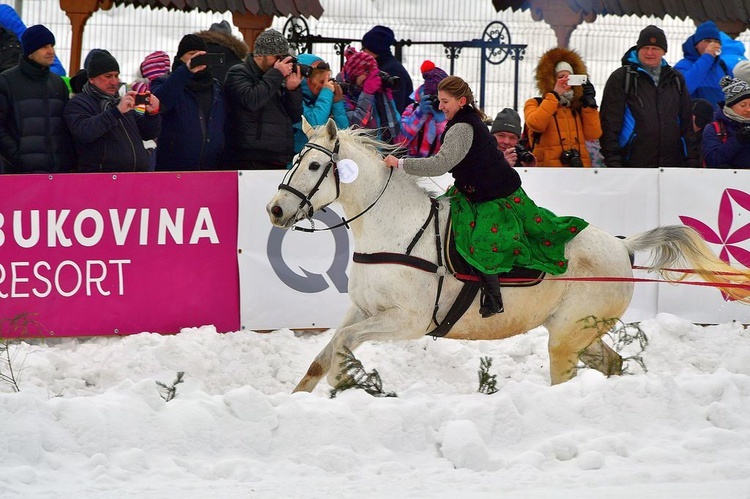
left=177, top=34, right=206, bottom=59
left=637, top=25, right=668, bottom=52
left=21, top=24, right=55, bottom=57
left=691, top=98, right=714, bottom=129
left=87, top=50, right=120, bottom=78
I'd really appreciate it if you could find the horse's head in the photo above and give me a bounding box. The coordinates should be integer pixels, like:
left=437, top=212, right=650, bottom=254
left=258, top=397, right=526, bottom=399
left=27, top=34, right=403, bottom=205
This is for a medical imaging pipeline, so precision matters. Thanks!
left=267, top=118, right=344, bottom=228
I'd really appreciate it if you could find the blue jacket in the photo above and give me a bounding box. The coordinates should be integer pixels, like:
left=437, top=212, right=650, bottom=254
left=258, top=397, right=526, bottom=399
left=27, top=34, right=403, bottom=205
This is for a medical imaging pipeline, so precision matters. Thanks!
left=0, top=5, right=67, bottom=76
left=292, top=53, right=349, bottom=154
left=675, top=34, right=732, bottom=107
left=150, top=65, right=227, bottom=170
left=702, top=107, right=750, bottom=168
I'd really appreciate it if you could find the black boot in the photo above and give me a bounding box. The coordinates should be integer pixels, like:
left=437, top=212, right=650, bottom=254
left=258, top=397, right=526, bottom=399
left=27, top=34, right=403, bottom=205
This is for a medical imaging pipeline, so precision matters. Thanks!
left=478, top=272, right=504, bottom=318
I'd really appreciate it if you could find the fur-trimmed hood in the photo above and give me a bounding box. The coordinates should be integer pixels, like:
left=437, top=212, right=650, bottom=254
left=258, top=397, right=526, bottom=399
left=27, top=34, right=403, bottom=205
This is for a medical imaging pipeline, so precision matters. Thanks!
left=535, top=47, right=589, bottom=109
left=195, top=29, right=248, bottom=60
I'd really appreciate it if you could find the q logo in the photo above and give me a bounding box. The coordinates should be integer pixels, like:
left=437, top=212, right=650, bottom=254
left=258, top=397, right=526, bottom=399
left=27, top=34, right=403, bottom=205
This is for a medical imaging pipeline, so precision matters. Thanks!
left=267, top=209, right=349, bottom=293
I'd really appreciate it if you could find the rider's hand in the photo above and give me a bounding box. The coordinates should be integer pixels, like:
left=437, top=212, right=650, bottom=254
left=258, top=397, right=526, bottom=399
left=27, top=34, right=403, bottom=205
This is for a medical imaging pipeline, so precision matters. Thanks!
left=384, top=154, right=400, bottom=168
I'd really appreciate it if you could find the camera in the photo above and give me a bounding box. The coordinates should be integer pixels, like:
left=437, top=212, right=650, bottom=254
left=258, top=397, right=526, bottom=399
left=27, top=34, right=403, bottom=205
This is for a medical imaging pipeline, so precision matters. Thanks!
left=428, top=94, right=441, bottom=112
left=289, top=57, right=314, bottom=78
left=378, top=70, right=401, bottom=90
left=560, top=148, right=583, bottom=167
left=134, top=93, right=150, bottom=106
left=515, top=145, right=535, bottom=164
left=338, top=80, right=352, bottom=93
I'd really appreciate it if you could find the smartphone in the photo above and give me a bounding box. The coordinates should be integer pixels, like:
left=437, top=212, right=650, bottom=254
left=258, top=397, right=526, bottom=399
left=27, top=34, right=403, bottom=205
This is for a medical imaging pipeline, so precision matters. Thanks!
left=191, top=53, right=225, bottom=67
left=134, top=93, right=150, bottom=105
left=566, top=74, right=588, bottom=86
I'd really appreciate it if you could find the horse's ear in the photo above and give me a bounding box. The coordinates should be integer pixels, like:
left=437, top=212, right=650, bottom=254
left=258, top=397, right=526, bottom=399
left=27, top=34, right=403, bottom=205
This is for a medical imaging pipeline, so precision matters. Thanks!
left=325, top=118, right=338, bottom=140
left=301, top=116, right=314, bottom=138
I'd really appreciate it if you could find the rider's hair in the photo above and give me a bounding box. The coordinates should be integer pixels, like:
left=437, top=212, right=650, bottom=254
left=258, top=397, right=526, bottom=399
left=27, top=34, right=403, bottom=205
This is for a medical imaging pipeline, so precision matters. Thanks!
left=438, top=75, right=487, bottom=121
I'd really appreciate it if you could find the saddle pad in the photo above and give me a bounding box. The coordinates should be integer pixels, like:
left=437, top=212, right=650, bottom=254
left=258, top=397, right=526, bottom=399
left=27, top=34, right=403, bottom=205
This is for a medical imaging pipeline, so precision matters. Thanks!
left=444, top=218, right=545, bottom=287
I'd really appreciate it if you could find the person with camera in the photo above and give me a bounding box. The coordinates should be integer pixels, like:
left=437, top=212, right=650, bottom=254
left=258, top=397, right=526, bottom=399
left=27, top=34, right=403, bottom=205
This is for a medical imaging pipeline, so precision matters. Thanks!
left=223, top=28, right=302, bottom=170
left=150, top=33, right=227, bottom=171
left=397, top=60, right=448, bottom=158
left=337, top=46, right=400, bottom=144
left=64, top=50, right=161, bottom=172
left=490, top=108, right=537, bottom=167
left=523, top=47, right=602, bottom=167
left=702, top=76, right=750, bottom=168
left=600, top=25, right=697, bottom=167
left=292, top=53, right=349, bottom=155
left=384, top=76, right=589, bottom=318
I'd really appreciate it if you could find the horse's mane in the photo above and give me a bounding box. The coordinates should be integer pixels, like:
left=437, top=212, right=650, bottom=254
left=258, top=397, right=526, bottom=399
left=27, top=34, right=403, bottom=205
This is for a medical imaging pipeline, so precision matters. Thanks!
left=307, top=125, right=437, bottom=197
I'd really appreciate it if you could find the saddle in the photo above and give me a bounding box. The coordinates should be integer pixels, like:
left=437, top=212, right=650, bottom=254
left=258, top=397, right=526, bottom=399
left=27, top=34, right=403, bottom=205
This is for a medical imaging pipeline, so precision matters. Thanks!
left=443, top=218, right=546, bottom=287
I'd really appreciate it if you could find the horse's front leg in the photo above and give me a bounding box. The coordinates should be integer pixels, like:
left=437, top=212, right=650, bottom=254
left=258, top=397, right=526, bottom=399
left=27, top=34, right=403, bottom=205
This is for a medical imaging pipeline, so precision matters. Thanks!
left=293, top=305, right=366, bottom=393
left=293, top=306, right=426, bottom=393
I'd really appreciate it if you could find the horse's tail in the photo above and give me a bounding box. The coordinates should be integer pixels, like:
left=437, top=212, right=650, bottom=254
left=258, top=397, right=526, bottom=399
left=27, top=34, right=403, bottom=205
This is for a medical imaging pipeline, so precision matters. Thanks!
left=623, top=225, right=750, bottom=303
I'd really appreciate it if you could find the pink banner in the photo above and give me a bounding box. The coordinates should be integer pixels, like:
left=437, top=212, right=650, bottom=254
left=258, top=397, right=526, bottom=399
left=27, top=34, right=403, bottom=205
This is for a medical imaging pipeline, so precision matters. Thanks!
left=0, top=172, right=239, bottom=337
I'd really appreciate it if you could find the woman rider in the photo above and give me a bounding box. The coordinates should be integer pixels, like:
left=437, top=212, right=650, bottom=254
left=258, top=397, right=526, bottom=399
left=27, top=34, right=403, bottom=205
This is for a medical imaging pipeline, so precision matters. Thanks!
left=385, top=76, right=588, bottom=318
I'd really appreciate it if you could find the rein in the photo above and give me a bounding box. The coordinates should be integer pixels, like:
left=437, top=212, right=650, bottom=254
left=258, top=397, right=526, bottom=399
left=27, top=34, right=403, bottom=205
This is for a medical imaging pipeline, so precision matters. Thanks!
left=279, top=140, right=394, bottom=233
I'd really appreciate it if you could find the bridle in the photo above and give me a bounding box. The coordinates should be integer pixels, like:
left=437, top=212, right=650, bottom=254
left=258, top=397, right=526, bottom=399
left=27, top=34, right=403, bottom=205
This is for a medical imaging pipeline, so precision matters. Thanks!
left=277, top=138, right=393, bottom=233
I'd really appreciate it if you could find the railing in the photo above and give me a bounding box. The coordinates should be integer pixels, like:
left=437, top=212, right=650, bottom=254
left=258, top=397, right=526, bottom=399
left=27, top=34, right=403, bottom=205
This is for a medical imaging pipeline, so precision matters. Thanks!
left=283, top=18, right=527, bottom=110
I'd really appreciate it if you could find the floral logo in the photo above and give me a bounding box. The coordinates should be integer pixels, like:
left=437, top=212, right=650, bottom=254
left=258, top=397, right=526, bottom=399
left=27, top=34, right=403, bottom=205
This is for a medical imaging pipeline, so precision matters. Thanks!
left=679, top=188, right=750, bottom=301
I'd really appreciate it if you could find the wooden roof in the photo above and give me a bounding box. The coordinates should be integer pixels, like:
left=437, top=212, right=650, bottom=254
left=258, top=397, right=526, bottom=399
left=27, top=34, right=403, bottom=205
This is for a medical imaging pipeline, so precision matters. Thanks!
left=109, top=0, right=324, bottom=18
left=492, top=0, right=750, bottom=23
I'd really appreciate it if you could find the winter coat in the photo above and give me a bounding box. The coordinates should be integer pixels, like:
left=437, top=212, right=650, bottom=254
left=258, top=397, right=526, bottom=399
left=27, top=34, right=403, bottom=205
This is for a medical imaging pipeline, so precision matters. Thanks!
left=64, top=91, right=161, bottom=172
left=0, top=56, right=76, bottom=173
left=223, top=56, right=303, bottom=168
left=674, top=35, right=732, bottom=107
left=600, top=48, right=696, bottom=167
left=150, top=65, right=227, bottom=170
left=374, top=52, right=414, bottom=114
left=702, top=108, right=750, bottom=168
left=293, top=54, right=349, bottom=154
left=397, top=85, right=446, bottom=157
left=524, top=47, right=602, bottom=167
left=340, top=79, right=401, bottom=145
left=195, top=29, right=248, bottom=84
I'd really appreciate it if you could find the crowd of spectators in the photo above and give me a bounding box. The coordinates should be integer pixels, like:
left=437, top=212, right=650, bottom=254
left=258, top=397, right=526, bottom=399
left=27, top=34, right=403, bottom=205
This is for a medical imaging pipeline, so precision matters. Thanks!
left=1, top=13, right=750, bottom=173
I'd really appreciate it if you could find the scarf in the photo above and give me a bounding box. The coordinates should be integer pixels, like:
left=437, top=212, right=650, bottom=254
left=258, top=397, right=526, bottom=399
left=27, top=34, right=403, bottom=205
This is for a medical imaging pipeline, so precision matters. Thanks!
left=559, top=89, right=574, bottom=107
left=723, top=106, right=750, bottom=124
left=82, top=81, right=119, bottom=112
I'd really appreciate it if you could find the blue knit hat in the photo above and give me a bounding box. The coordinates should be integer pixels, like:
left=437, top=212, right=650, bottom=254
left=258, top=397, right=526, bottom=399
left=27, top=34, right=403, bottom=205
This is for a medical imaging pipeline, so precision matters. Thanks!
left=362, top=25, right=395, bottom=57
left=21, top=24, right=55, bottom=57
left=694, top=21, right=720, bottom=43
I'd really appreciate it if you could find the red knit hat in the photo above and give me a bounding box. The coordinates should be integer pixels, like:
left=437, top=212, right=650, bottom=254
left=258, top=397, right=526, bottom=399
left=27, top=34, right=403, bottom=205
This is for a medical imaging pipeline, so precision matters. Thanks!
left=342, top=46, right=376, bottom=83
left=140, top=51, right=171, bottom=81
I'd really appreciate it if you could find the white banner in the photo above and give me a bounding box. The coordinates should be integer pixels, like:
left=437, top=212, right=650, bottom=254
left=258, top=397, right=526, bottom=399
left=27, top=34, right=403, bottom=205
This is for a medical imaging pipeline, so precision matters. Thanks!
left=239, top=169, right=750, bottom=330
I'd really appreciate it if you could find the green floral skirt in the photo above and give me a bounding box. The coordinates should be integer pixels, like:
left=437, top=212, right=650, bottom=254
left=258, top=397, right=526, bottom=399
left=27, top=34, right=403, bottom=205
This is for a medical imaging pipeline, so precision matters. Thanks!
left=445, top=186, right=588, bottom=275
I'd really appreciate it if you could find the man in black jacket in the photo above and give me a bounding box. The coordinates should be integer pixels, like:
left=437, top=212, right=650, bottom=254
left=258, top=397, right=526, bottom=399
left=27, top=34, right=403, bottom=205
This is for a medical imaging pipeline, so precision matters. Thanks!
left=0, top=24, right=76, bottom=173
left=362, top=25, right=414, bottom=114
left=64, top=50, right=161, bottom=172
left=223, top=28, right=302, bottom=170
left=600, top=25, right=697, bottom=167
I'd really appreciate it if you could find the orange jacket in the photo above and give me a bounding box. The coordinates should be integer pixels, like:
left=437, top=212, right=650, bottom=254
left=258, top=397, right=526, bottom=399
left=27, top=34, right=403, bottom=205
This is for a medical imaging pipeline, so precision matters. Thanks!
left=524, top=94, right=602, bottom=167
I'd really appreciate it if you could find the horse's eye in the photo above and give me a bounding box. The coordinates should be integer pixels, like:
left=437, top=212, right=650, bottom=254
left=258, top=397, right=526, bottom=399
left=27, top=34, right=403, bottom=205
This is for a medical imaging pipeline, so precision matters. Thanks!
left=309, top=162, right=321, bottom=171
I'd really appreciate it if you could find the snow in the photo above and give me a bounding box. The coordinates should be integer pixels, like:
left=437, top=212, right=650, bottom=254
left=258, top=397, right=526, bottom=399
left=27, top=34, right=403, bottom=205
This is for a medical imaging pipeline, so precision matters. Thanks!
left=1, top=314, right=749, bottom=498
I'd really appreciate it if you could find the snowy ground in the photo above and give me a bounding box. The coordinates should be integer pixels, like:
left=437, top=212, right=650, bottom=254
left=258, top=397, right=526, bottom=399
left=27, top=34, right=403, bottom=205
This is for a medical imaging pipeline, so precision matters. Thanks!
left=0, top=314, right=749, bottom=498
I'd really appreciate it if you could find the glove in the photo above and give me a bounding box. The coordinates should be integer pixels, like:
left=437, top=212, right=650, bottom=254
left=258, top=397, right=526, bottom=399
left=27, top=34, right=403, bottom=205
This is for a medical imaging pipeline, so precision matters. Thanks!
left=362, top=71, right=381, bottom=95
left=418, top=95, right=433, bottom=115
left=581, top=80, right=597, bottom=108
left=736, top=124, right=750, bottom=144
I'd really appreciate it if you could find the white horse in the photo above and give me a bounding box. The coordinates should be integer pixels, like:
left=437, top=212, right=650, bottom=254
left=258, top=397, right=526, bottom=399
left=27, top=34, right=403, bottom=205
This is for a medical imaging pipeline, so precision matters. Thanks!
left=267, top=119, right=750, bottom=393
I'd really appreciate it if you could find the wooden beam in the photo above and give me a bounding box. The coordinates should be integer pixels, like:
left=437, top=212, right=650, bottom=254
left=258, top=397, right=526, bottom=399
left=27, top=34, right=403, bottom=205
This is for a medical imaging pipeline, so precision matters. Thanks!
left=232, top=12, right=273, bottom=53
left=59, top=0, right=101, bottom=74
